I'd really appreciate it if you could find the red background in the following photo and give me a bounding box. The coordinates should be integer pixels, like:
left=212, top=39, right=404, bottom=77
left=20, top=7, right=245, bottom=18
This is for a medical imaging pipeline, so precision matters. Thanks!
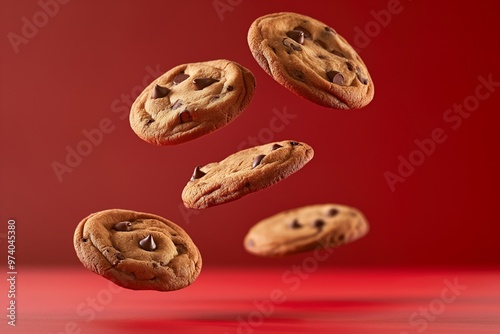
left=1, top=0, right=500, bottom=270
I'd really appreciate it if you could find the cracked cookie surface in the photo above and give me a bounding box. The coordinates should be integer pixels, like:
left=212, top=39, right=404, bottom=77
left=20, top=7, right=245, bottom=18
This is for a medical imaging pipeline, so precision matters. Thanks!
left=130, top=59, right=256, bottom=145
left=248, top=12, right=374, bottom=109
left=244, top=204, right=369, bottom=257
left=73, top=209, right=202, bottom=291
left=182, top=140, right=314, bottom=209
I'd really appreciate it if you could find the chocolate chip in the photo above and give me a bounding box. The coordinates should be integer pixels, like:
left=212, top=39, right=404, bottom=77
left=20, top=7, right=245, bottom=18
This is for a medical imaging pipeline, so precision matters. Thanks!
left=313, top=219, right=326, bottom=230
left=252, top=154, right=266, bottom=168
left=271, top=143, right=283, bottom=151
left=325, top=26, right=337, bottom=34
left=289, top=219, right=302, bottom=229
left=173, top=73, right=189, bottom=85
left=193, top=78, right=219, bottom=90
left=292, top=70, right=305, bottom=81
left=139, top=235, right=157, bottom=251
left=338, top=234, right=345, bottom=241
left=331, top=50, right=345, bottom=58
left=327, top=208, right=339, bottom=217
left=179, top=110, right=192, bottom=123
left=151, top=84, right=170, bottom=99
left=286, top=30, right=305, bottom=44
left=290, top=141, right=300, bottom=146
left=172, top=99, right=183, bottom=110
left=355, top=66, right=369, bottom=85
left=145, top=119, right=155, bottom=126
left=116, top=253, right=125, bottom=260
left=346, top=62, right=354, bottom=71
left=283, top=38, right=302, bottom=51
left=113, top=221, right=132, bottom=231
left=190, top=166, right=206, bottom=181
left=227, top=85, right=234, bottom=91
left=175, top=243, right=188, bottom=255
left=356, top=73, right=369, bottom=85
left=326, top=70, right=345, bottom=85
left=292, top=26, right=311, bottom=39
left=314, top=39, right=328, bottom=50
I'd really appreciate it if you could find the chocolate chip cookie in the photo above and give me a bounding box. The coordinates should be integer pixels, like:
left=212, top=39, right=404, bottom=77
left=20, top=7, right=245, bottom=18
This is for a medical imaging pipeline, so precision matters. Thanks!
left=73, top=209, right=202, bottom=291
left=130, top=59, right=256, bottom=145
left=244, top=204, right=369, bottom=257
left=182, top=140, right=314, bottom=209
left=248, top=12, right=374, bottom=109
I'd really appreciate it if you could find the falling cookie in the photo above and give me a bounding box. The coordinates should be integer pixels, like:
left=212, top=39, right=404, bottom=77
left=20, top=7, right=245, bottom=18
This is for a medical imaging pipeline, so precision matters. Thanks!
left=182, top=140, right=314, bottom=209
left=130, top=59, right=256, bottom=145
left=73, top=209, right=202, bottom=291
left=248, top=12, right=374, bottom=109
left=244, top=204, right=369, bottom=257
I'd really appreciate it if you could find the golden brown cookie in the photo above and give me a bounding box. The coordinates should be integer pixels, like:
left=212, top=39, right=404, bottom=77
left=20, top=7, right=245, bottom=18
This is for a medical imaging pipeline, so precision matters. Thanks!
left=244, top=204, right=369, bottom=257
left=130, top=59, right=256, bottom=145
left=248, top=12, right=374, bottom=109
left=73, top=209, right=202, bottom=291
left=182, top=140, right=314, bottom=209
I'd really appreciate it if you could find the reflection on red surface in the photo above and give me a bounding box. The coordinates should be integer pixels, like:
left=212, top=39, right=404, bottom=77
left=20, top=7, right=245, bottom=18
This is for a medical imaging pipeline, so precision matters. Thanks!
left=2, top=267, right=499, bottom=333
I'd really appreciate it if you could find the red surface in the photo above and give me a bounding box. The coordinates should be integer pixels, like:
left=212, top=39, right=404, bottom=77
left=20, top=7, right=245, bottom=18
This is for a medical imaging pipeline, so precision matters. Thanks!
left=1, top=268, right=500, bottom=333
